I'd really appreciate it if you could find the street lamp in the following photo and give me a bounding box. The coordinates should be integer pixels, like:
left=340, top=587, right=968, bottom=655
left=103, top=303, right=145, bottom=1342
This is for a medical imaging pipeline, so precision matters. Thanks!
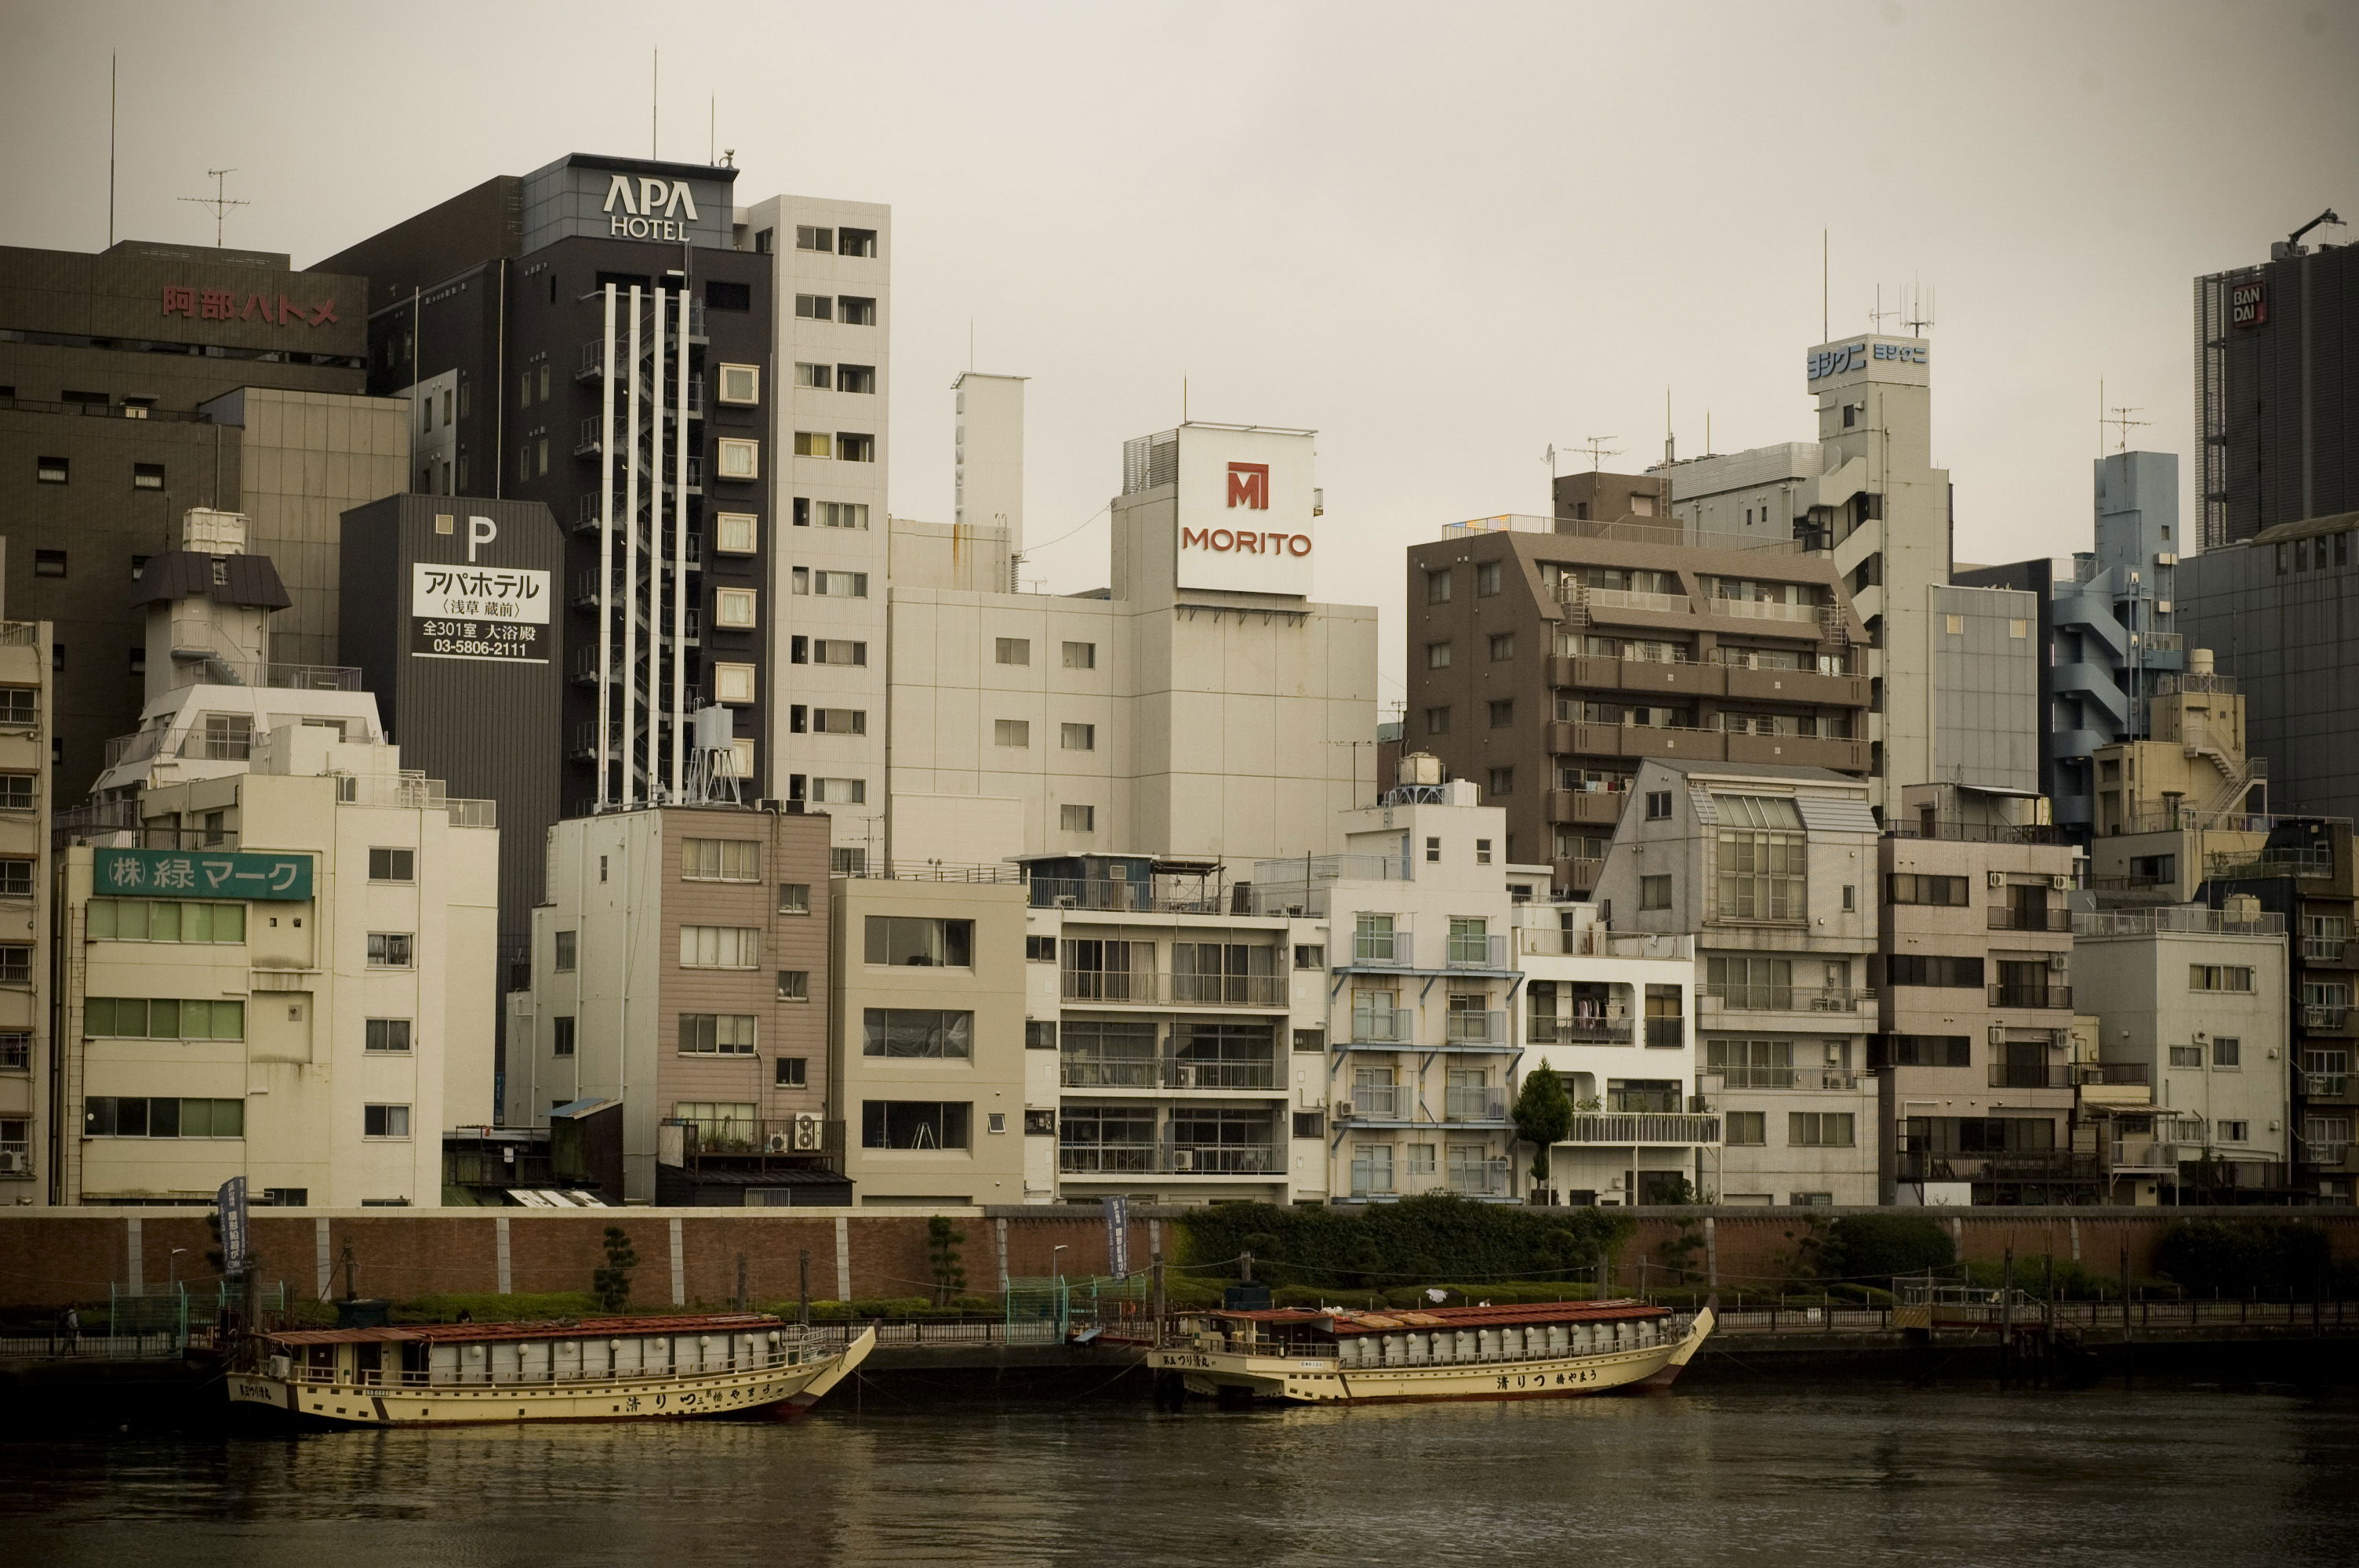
left=1050, top=1244, right=1068, bottom=1285
left=167, top=1248, right=188, bottom=1287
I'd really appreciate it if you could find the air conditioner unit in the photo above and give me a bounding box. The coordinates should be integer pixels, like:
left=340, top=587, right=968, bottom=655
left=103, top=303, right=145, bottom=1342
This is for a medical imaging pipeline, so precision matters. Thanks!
left=0, top=1151, right=24, bottom=1175
left=1989, top=1024, right=2008, bottom=1046
left=2156, top=552, right=2178, bottom=567
left=1336, top=1101, right=1354, bottom=1117
left=765, top=1132, right=791, bottom=1154
left=1988, top=871, right=2006, bottom=889
left=791, top=1112, right=824, bottom=1151
left=2049, top=952, right=2070, bottom=972
left=1170, top=1150, right=1196, bottom=1172
left=2050, top=874, right=2070, bottom=891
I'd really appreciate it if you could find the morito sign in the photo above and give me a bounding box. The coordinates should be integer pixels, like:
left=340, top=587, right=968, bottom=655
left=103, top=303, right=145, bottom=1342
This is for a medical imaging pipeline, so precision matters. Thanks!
left=1172, top=428, right=1319, bottom=597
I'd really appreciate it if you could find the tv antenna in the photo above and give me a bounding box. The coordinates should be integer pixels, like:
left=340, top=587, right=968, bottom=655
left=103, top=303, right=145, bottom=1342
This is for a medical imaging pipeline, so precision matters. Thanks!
left=1572, top=436, right=1621, bottom=473
left=179, top=169, right=247, bottom=248
left=2103, top=404, right=2152, bottom=455
left=1903, top=281, right=1936, bottom=337
left=1868, top=283, right=1899, bottom=332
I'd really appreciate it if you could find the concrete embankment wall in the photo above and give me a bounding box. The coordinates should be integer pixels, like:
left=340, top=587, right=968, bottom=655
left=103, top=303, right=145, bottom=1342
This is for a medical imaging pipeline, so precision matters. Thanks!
left=3, top=1207, right=2356, bottom=1309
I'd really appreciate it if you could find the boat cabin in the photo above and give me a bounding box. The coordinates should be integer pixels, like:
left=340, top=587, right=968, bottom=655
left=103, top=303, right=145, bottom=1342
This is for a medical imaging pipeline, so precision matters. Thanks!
left=255, top=1313, right=814, bottom=1389
left=1175, top=1298, right=1677, bottom=1368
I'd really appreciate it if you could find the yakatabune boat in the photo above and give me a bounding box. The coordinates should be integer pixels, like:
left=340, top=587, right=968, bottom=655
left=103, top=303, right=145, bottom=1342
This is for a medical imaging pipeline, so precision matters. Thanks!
left=228, top=1313, right=874, bottom=1427
left=1150, top=1297, right=1714, bottom=1404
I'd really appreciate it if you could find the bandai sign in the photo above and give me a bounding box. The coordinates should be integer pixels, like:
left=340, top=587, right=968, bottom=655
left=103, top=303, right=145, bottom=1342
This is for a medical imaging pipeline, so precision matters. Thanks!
left=2231, top=277, right=2267, bottom=329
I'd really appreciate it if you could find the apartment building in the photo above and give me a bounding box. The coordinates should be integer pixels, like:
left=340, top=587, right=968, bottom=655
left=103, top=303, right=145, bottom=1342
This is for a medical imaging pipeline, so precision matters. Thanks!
left=2071, top=904, right=2292, bottom=1200
left=1593, top=759, right=1879, bottom=1207
left=1248, top=765, right=1545, bottom=1206
left=511, top=803, right=836, bottom=1203
left=54, top=721, right=496, bottom=1207
left=831, top=873, right=1030, bottom=1205
left=889, top=419, right=1376, bottom=869
left=1514, top=903, right=1709, bottom=1207
left=2081, top=654, right=2269, bottom=900
left=1034, top=852, right=1329, bottom=1206
left=1877, top=783, right=2084, bottom=1205
left=1403, top=507, right=1869, bottom=900
left=0, top=612, right=51, bottom=1201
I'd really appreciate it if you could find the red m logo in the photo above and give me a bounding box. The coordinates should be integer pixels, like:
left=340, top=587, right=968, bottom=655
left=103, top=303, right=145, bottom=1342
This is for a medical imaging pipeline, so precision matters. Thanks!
left=1227, top=463, right=1270, bottom=510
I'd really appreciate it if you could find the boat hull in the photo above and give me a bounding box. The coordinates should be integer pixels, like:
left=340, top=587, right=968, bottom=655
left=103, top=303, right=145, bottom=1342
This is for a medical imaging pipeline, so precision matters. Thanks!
left=227, top=1327, right=874, bottom=1428
left=1151, top=1309, right=1712, bottom=1406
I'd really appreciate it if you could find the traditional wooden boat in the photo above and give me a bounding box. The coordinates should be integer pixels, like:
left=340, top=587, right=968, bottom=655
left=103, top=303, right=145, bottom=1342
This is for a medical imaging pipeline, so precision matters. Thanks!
left=1149, top=1297, right=1714, bottom=1405
left=227, top=1313, right=874, bottom=1428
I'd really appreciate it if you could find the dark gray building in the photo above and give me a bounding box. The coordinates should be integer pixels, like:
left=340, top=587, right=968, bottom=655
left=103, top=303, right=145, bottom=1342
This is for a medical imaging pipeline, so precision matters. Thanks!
left=2195, top=216, right=2356, bottom=549
left=0, top=240, right=402, bottom=793
left=341, top=494, right=564, bottom=981
left=2176, top=511, right=2359, bottom=823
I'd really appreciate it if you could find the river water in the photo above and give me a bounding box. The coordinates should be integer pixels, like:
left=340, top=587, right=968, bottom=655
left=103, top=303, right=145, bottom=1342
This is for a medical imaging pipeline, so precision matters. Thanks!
left=6, top=1380, right=2356, bottom=1566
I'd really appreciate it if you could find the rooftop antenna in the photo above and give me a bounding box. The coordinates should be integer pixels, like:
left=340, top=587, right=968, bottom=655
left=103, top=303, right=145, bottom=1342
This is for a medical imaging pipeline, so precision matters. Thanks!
left=1573, top=436, right=1621, bottom=473
left=1868, top=283, right=1899, bottom=332
left=179, top=169, right=247, bottom=248
left=1821, top=229, right=1829, bottom=342
left=1903, top=280, right=1936, bottom=337
left=2103, top=401, right=2152, bottom=456
left=107, top=53, right=117, bottom=249
left=709, top=94, right=714, bottom=163
left=651, top=49, right=659, bottom=159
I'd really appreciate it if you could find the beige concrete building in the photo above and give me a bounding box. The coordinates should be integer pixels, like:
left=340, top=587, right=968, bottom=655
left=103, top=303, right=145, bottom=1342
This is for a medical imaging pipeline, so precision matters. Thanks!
left=830, top=873, right=1030, bottom=1205
left=0, top=614, right=51, bottom=1203
left=55, top=722, right=496, bottom=1207
left=2086, top=655, right=2270, bottom=898
left=513, top=803, right=836, bottom=1203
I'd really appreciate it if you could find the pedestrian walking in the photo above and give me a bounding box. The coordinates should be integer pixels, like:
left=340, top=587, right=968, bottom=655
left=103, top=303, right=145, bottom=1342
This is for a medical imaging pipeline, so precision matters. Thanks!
left=60, top=1304, right=80, bottom=1356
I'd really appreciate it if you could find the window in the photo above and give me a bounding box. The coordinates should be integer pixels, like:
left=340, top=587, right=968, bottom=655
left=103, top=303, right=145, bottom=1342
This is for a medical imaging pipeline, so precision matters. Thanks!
left=1351, top=1142, right=1396, bottom=1196
left=679, top=926, right=761, bottom=968
left=674, top=1102, right=758, bottom=1143
left=1640, top=874, right=1672, bottom=910
left=1012, top=935, right=1052, bottom=965
left=778, top=883, right=812, bottom=914
left=34, top=550, right=66, bottom=577
left=1424, top=706, right=1450, bottom=735
left=794, top=430, right=831, bottom=457
left=768, top=967, right=808, bottom=1003
left=2214, top=1036, right=2241, bottom=1068
left=795, top=225, right=833, bottom=252
left=1488, top=699, right=1514, bottom=728
left=830, top=848, right=867, bottom=875
left=811, top=777, right=866, bottom=804
left=716, top=438, right=760, bottom=481
left=1426, top=641, right=1452, bottom=670
left=996, top=637, right=1030, bottom=666
left=1887, top=954, right=1985, bottom=988
left=1425, top=568, right=1452, bottom=604
left=838, top=296, right=877, bottom=325
left=2008, top=619, right=2030, bottom=639
left=133, top=463, right=165, bottom=491
left=1061, top=804, right=1096, bottom=833
left=775, top=1056, right=808, bottom=1087
left=1488, top=633, right=1515, bottom=661
left=714, top=663, right=758, bottom=704
left=1293, top=1112, right=1327, bottom=1140
left=1426, top=837, right=1442, bottom=863
left=836, top=364, right=876, bottom=394
left=84, top=997, right=245, bottom=1039
left=1485, top=768, right=1513, bottom=797
left=2219, top=1120, right=2248, bottom=1143
left=1944, top=614, right=1965, bottom=636
left=866, top=916, right=973, bottom=967
left=1877, top=1034, right=1972, bottom=1068
left=1061, top=723, right=1096, bottom=752
left=1725, top=1112, right=1766, bottom=1145
left=862, top=1101, right=969, bottom=1149
left=366, top=932, right=414, bottom=968
left=0, top=1032, right=24, bottom=1072
left=1474, top=840, right=1496, bottom=869
left=86, top=900, right=245, bottom=943
left=1645, top=790, right=1673, bottom=820
left=1406, top=1143, right=1438, bottom=1177
left=717, top=364, right=760, bottom=405
left=83, top=1097, right=244, bottom=1138
left=1026, top=1021, right=1059, bottom=1050
left=368, top=848, right=415, bottom=883
left=1476, top=560, right=1502, bottom=596
left=714, top=587, right=759, bottom=629
left=354, top=1017, right=415, bottom=1056
left=1023, top=1108, right=1057, bottom=1136
left=552, top=1016, right=576, bottom=1058
left=682, top=839, right=759, bottom=881
left=817, top=502, right=869, bottom=529
left=839, top=227, right=878, bottom=257
left=1293, top=1028, right=1326, bottom=1052
left=2190, top=964, right=2254, bottom=993
left=363, top=1104, right=413, bottom=1140
left=1887, top=873, right=1969, bottom=906
left=995, top=719, right=1032, bottom=748
left=799, top=569, right=869, bottom=597
left=1294, top=944, right=1325, bottom=970
left=1842, top=884, right=1856, bottom=912
left=863, top=1009, right=973, bottom=1058
left=2169, top=1045, right=2205, bottom=1069
left=552, top=931, right=578, bottom=972
left=1716, top=827, right=1806, bottom=920
left=812, top=708, right=866, bottom=735
left=714, top=513, right=759, bottom=554
left=680, top=1014, right=758, bottom=1054
left=1063, top=641, right=1096, bottom=670
left=1789, top=1112, right=1856, bottom=1147
left=1790, top=1192, right=1835, bottom=1207
left=36, top=458, right=67, bottom=485
left=794, top=293, right=833, bottom=319
left=835, top=433, right=874, bottom=462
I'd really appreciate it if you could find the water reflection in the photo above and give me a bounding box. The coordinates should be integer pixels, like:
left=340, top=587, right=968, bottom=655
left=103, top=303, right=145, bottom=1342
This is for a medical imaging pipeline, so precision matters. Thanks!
left=5, top=1385, right=2357, bottom=1567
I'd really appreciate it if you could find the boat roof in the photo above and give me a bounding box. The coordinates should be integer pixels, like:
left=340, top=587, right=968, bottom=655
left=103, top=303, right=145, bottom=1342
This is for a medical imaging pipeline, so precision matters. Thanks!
left=260, top=1312, right=784, bottom=1347
left=1202, top=1298, right=1671, bottom=1334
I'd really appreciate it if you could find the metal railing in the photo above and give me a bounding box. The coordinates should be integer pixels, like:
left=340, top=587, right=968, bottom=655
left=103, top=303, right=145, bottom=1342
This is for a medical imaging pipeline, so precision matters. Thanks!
left=1445, top=1010, right=1510, bottom=1046
left=1707, top=595, right=1818, bottom=622
left=1646, top=1018, right=1686, bottom=1049
left=1990, top=984, right=2074, bottom=1010
left=2074, top=1062, right=2152, bottom=1086
left=1445, top=1160, right=1516, bottom=1198
left=680, top=1118, right=845, bottom=1162
left=1446, top=932, right=1510, bottom=968
left=1350, top=931, right=1415, bottom=967
left=1708, top=1066, right=1863, bottom=1091
left=2077, top=908, right=2287, bottom=938
left=0, top=622, right=38, bottom=647
left=1060, top=968, right=1160, bottom=1004
left=1169, top=974, right=1290, bottom=1007
left=1562, top=1112, right=1721, bottom=1144
left=1341, top=1087, right=1404, bottom=1119
left=2305, top=1005, right=2353, bottom=1030
left=1989, top=1063, right=2071, bottom=1089
left=1587, top=586, right=1693, bottom=615
left=1055, top=970, right=1289, bottom=1007
left=2305, top=938, right=2350, bottom=962
left=1987, top=906, right=2072, bottom=931
left=1060, top=1144, right=1278, bottom=1176
left=1885, top=820, right=2075, bottom=844
left=1348, top=1008, right=1412, bottom=1044
left=1703, top=985, right=1874, bottom=1013
left=1528, top=1015, right=1633, bottom=1045
left=1163, top=1058, right=1280, bottom=1091
left=2209, top=846, right=2335, bottom=881
left=1027, top=877, right=1225, bottom=914
left=1444, top=1088, right=1509, bottom=1123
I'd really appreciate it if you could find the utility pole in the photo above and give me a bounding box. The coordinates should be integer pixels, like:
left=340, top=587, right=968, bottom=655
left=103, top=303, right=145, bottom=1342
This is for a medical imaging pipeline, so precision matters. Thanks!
left=798, top=1249, right=811, bottom=1325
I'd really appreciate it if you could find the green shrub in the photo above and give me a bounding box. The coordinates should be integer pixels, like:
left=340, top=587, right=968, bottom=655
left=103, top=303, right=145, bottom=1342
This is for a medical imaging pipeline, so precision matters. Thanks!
left=1173, top=1196, right=1630, bottom=1290
left=1819, top=1214, right=1955, bottom=1283
left=2156, top=1220, right=2333, bottom=1297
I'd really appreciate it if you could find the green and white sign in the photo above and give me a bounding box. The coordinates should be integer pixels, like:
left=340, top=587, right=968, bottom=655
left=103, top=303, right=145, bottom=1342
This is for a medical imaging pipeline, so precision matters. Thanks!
left=94, top=848, right=313, bottom=902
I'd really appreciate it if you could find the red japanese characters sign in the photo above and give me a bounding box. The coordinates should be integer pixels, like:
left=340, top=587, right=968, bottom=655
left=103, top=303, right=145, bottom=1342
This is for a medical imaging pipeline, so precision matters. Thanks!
left=160, top=287, right=338, bottom=327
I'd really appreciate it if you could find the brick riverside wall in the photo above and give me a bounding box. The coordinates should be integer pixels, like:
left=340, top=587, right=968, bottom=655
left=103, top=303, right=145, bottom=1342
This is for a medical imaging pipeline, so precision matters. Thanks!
left=2, top=1207, right=2354, bottom=1310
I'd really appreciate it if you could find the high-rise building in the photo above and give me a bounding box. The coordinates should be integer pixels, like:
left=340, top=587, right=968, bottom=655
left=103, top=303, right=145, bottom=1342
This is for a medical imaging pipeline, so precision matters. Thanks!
left=0, top=605, right=53, bottom=1203
left=0, top=239, right=407, bottom=791
left=2194, top=216, right=2356, bottom=548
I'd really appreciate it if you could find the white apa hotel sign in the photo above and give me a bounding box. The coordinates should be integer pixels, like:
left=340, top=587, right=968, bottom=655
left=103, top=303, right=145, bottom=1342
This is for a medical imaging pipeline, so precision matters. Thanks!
left=411, top=554, right=551, bottom=664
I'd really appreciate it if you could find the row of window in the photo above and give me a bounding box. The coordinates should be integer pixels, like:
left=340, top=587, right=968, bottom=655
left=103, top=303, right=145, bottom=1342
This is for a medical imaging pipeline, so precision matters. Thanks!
left=793, top=363, right=875, bottom=394
left=31, top=458, right=167, bottom=488
left=791, top=294, right=878, bottom=324
left=994, top=638, right=1098, bottom=670
left=1723, top=1111, right=1856, bottom=1147
left=993, top=720, right=1096, bottom=750
left=791, top=431, right=875, bottom=462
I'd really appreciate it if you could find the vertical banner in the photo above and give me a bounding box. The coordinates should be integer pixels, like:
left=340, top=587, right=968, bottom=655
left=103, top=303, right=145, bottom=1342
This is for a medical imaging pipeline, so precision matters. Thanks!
left=1103, top=1194, right=1130, bottom=1282
left=217, top=1175, right=249, bottom=1278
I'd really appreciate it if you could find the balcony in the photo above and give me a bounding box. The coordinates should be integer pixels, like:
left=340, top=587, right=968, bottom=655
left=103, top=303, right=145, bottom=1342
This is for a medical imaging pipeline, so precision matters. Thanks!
left=1546, top=720, right=1727, bottom=764
left=2208, top=845, right=2335, bottom=882
left=1559, top=654, right=1726, bottom=698
left=2074, top=1062, right=2152, bottom=1086
left=1348, top=1008, right=1412, bottom=1045
left=1723, top=731, right=1870, bottom=771
left=1170, top=974, right=1290, bottom=1007
left=576, top=417, right=609, bottom=458
left=1445, top=933, right=1510, bottom=969
left=1027, top=877, right=1224, bottom=915
left=1349, top=931, right=1415, bottom=967
left=1988, top=1063, right=2071, bottom=1090
left=1561, top=1112, right=1721, bottom=1145
left=680, top=1117, right=844, bottom=1169
left=1703, top=985, right=1874, bottom=1014
left=2304, top=1005, right=2354, bottom=1033
left=1584, top=586, right=1693, bottom=617
left=1340, top=1087, right=1405, bottom=1120
left=1885, top=818, right=2075, bottom=845
left=1443, top=1087, right=1509, bottom=1123
left=2304, top=938, right=2350, bottom=963
left=1989, top=984, right=2074, bottom=1010
left=1708, top=1066, right=1863, bottom=1091
left=1528, top=1015, right=1633, bottom=1045
left=1895, top=1150, right=2101, bottom=1185
left=1987, top=906, right=2073, bottom=932
left=1646, top=1018, right=1686, bottom=1049
left=2304, top=1073, right=2352, bottom=1101
left=1703, top=595, right=1818, bottom=623
left=1724, top=665, right=1870, bottom=706
left=1544, top=788, right=1629, bottom=826
left=1444, top=1010, right=1510, bottom=1047
left=1445, top=1160, right=1516, bottom=1200
left=1058, top=1144, right=1278, bottom=1177
left=1056, top=969, right=1289, bottom=1008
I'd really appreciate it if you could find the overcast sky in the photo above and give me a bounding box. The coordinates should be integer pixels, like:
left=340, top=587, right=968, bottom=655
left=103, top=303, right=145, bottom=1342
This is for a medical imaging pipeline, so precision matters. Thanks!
left=6, top=0, right=2354, bottom=712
